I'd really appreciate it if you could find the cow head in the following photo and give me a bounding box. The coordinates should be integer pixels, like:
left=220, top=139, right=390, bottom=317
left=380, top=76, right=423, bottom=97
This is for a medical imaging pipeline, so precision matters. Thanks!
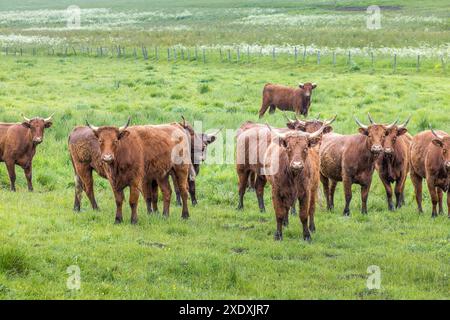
left=285, top=113, right=335, bottom=134
left=86, top=118, right=131, bottom=164
left=298, top=82, right=317, bottom=98
left=431, top=127, right=450, bottom=173
left=268, top=119, right=334, bottom=174
left=22, top=114, right=53, bottom=145
left=355, top=114, right=392, bottom=156
left=383, top=116, right=410, bottom=156
left=179, top=116, right=220, bottom=165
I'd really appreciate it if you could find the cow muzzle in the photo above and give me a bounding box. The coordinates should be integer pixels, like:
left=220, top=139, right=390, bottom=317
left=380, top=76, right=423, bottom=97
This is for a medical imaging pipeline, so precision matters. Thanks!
left=33, top=137, right=42, bottom=144
left=384, top=147, right=393, bottom=156
left=446, top=161, right=450, bottom=171
left=371, top=145, right=383, bottom=155
left=290, top=161, right=304, bottom=172
left=102, top=154, right=114, bottom=163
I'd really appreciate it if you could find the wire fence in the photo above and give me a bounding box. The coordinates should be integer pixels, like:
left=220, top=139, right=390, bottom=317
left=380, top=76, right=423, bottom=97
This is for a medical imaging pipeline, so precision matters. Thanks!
left=0, top=45, right=447, bottom=73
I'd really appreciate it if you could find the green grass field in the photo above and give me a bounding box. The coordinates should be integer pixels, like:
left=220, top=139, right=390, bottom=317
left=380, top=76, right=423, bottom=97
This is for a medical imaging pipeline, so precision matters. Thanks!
left=0, top=54, right=448, bottom=299
left=0, top=0, right=449, bottom=300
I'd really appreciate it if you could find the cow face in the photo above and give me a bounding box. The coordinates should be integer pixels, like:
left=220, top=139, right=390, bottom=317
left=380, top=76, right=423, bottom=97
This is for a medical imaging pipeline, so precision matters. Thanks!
left=355, top=117, right=387, bottom=156
left=287, top=120, right=333, bottom=135
left=87, top=118, right=131, bottom=164
left=298, top=82, right=317, bottom=98
left=279, top=134, right=321, bottom=173
left=383, top=126, right=408, bottom=156
left=431, top=130, right=450, bottom=173
left=179, top=120, right=219, bottom=165
left=22, top=115, right=53, bottom=145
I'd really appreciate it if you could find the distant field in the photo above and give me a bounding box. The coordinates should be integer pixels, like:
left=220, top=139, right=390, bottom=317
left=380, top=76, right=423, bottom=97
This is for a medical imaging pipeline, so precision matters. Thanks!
left=0, top=54, right=448, bottom=299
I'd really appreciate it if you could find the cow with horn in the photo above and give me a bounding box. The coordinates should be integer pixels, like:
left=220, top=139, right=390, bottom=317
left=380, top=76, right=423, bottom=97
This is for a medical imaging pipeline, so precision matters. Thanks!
left=263, top=123, right=329, bottom=241
left=0, top=114, right=53, bottom=191
left=375, top=115, right=413, bottom=210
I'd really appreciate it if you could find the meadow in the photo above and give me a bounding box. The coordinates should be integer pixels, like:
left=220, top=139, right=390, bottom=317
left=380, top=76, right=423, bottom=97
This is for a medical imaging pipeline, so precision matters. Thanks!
left=0, top=0, right=449, bottom=300
left=0, top=53, right=448, bottom=299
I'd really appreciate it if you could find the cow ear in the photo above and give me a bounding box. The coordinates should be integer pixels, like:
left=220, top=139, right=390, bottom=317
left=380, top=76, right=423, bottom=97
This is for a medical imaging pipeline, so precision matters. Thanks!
left=22, top=121, right=31, bottom=128
left=432, top=139, right=443, bottom=148
left=358, top=127, right=369, bottom=136
left=299, top=84, right=304, bottom=89
left=118, top=130, right=129, bottom=140
left=308, top=136, right=322, bottom=147
left=44, top=121, right=53, bottom=128
left=323, top=126, right=333, bottom=134
left=286, top=123, right=296, bottom=130
left=206, top=135, right=216, bottom=144
left=312, top=84, right=317, bottom=89
left=279, top=138, right=287, bottom=148
left=397, top=128, right=407, bottom=136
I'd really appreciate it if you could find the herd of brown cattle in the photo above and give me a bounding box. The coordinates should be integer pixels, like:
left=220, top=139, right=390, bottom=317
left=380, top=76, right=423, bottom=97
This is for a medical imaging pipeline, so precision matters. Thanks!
left=0, top=82, right=448, bottom=242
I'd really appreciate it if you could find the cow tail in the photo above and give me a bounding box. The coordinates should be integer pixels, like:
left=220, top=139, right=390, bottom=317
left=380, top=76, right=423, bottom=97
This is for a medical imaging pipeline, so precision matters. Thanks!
left=188, top=164, right=196, bottom=182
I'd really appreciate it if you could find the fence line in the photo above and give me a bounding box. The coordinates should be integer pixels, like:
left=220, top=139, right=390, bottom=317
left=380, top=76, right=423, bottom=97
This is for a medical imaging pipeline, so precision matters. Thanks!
left=0, top=45, right=447, bottom=73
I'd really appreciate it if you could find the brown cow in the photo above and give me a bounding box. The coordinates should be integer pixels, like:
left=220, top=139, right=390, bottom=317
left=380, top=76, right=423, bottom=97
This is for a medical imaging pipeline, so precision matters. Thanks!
left=258, top=82, right=317, bottom=118
left=0, top=115, right=53, bottom=191
left=172, top=117, right=220, bottom=206
left=264, top=125, right=328, bottom=241
left=83, top=118, right=191, bottom=224
left=320, top=116, right=394, bottom=215
left=410, top=128, right=450, bottom=217
left=375, top=116, right=412, bottom=210
left=236, top=116, right=335, bottom=213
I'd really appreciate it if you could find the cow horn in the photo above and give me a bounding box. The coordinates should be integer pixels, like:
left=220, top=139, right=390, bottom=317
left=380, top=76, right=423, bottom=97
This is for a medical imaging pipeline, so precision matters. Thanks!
left=298, top=83, right=304, bottom=87
left=398, top=115, right=411, bottom=129
left=266, top=123, right=287, bottom=140
left=22, top=114, right=31, bottom=122
left=324, top=114, right=337, bottom=126
left=385, top=118, right=399, bottom=130
left=430, top=125, right=444, bottom=140
left=282, top=111, right=295, bottom=123
left=316, top=113, right=321, bottom=120
left=308, top=123, right=328, bottom=140
left=85, top=120, right=99, bottom=131
left=208, top=127, right=222, bottom=137
left=44, top=113, right=54, bottom=122
left=181, top=115, right=186, bottom=127
left=119, top=117, right=131, bottom=132
left=354, top=116, right=368, bottom=129
left=367, top=113, right=376, bottom=125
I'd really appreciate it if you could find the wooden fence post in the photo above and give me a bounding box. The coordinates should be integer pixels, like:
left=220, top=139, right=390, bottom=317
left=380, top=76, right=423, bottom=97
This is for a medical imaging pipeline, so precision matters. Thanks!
left=317, top=50, right=320, bottom=64
left=332, top=52, right=336, bottom=67
left=393, top=54, right=397, bottom=72
left=202, top=48, right=206, bottom=63
left=294, top=47, right=298, bottom=63
left=416, top=55, right=420, bottom=72
left=302, top=47, right=306, bottom=64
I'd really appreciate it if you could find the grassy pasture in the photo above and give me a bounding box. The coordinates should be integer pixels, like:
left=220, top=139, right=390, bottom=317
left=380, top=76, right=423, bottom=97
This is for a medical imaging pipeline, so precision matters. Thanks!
left=0, top=54, right=448, bottom=299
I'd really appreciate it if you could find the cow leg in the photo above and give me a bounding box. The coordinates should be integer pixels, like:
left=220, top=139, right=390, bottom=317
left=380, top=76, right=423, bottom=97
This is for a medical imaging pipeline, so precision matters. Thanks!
left=426, top=180, right=438, bottom=218
left=447, top=191, right=450, bottom=218
left=157, top=176, right=172, bottom=218
left=437, top=188, right=444, bottom=215
left=188, top=179, right=197, bottom=206
left=173, top=167, right=190, bottom=219
left=5, top=160, right=16, bottom=192
left=268, top=105, right=276, bottom=114
left=329, top=180, right=338, bottom=210
left=247, top=171, right=256, bottom=191
left=410, top=172, right=423, bottom=213
left=171, top=172, right=182, bottom=207
left=381, top=179, right=394, bottom=211
left=298, top=192, right=311, bottom=242
left=142, top=180, right=154, bottom=214
left=237, top=170, right=250, bottom=210
left=258, top=98, right=270, bottom=118
left=308, top=189, right=317, bottom=233
left=320, top=173, right=331, bottom=210
left=73, top=174, right=83, bottom=212
left=342, top=176, right=352, bottom=216
left=273, top=198, right=287, bottom=241
left=395, top=175, right=407, bottom=209
left=113, top=188, right=125, bottom=224
left=360, top=182, right=371, bottom=214
left=129, top=184, right=140, bottom=224
left=290, top=203, right=296, bottom=216
left=150, top=180, right=159, bottom=213
left=23, top=165, right=33, bottom=191
left=255, top=175, right=266, bottom=213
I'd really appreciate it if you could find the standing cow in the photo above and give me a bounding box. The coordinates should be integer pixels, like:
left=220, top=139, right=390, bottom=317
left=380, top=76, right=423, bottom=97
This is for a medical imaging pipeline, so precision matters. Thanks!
left=410, top=128, right=450, bottom=217
left=82, top=118, right=191, bottom=224
left=0, top=115, right=53, bottom=191
left=258, top=82, right=317, bottom=118
left=320, top=116, right=394, bottom=215
left=376, top=116, right=412, bottom=211
left=264, top=125, right=328, bottom=241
